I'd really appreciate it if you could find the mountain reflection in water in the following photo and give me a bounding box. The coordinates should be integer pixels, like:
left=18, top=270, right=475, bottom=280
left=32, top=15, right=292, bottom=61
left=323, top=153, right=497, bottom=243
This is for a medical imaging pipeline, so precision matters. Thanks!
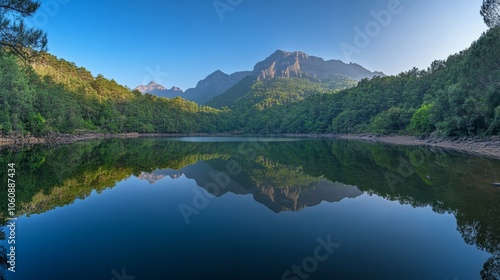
left=0, top=137, right=499, bottom=279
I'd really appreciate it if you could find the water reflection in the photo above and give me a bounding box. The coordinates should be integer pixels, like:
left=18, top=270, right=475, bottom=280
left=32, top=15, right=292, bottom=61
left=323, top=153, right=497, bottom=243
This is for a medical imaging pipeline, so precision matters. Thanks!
left=0, top=137, right=499, bottom=279
left=137, top=158, right=363, bottom=213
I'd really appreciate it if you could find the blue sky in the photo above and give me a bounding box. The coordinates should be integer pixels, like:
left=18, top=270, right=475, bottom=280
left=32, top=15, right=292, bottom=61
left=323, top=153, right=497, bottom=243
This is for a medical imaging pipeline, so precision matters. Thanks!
left=29, top=0, right=487, bottom=90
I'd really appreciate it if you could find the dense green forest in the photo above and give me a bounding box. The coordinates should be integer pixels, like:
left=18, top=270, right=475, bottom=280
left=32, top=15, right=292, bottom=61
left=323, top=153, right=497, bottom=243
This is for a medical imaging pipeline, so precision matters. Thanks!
left=207, top=75, right=356, bottom=110
left=0, top=26, right=499, bottom=138
left=225, top=26, right=500, bottom=137
left=0, top=52, right=226, bottom=135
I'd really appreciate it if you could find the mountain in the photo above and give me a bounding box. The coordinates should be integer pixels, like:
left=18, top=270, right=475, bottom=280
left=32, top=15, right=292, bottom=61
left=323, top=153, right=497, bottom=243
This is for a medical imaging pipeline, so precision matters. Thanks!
left=182, top=70, right=252, bottom=104
left=225, top=27, right=500, bottom=136
left=135, top=81, right=166, bottom=93
left=207, top=75, right=331, bottom=110
left=205, top=50, right=384, bottom=109
left=140, top=50, right=382, bottom=106
left=253, top=50, right=384, bottom=82
left=135, top=81, right=184, bottom=98
left=138, top=169, right=184, bottom=184
left=15, top=52, right=223, bottom=135
left=206, top=50, right=384, bottom=110
left=137, top=161, right=362, bottom=213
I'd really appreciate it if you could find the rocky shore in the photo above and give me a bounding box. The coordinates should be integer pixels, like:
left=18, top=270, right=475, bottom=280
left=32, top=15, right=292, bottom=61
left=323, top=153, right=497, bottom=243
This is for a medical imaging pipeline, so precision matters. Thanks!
left=2, top=132, right=500, bottom=160
left=295, top=134, right=500, bottom=160
left=0, top=133, right=141, bottom=149
left=0, top=132, right=233, bottom=150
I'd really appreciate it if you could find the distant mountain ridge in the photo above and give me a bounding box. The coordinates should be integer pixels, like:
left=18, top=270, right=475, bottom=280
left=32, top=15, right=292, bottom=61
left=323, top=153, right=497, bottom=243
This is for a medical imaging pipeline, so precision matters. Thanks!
left=206, top=50, right=386, bottom=109
left=135, top=50, right=384, bottom=104
left=137, top=162, right=363, bottom=213
left=183, top=70, right=252, bottom=104
left=253, top=50, right=384, bottom=82
left=135, top=81, right=184, bottom=98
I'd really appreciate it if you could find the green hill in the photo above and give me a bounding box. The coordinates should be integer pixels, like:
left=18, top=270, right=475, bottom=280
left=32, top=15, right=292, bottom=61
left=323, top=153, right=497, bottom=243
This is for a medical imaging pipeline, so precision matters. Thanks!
left=208, top=76, right=337, bottom=110
left=235, top=27, right=500, bottom=136
left=0, top=52, right=225, bottom=136
left=1, top=27, right=499, bottom=138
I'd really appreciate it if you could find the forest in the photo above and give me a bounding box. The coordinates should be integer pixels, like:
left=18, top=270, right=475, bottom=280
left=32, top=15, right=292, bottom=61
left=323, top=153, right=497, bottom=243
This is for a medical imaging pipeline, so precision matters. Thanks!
left=218, top=26, right=500, bottom=137
left=0, top=1, right=499, bottom=138
left=0, top=52, right=227, bottom=136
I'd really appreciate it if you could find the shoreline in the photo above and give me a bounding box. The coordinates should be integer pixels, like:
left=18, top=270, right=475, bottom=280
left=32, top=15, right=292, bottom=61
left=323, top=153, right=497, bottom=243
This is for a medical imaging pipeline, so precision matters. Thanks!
left=1, top=132, right=500, bottom=160
left=288, top=133, right=500, bottom=160
left=0, top=132, right=234, bottom=149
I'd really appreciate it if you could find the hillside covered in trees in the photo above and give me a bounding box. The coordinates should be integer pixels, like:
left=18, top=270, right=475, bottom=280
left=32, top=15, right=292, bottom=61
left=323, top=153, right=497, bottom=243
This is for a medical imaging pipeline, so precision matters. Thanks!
left=221, top=26, right=500, bottom=137
left=0, top=52, right=226, bottom=136
left=0, top=26, right=499, bottom=138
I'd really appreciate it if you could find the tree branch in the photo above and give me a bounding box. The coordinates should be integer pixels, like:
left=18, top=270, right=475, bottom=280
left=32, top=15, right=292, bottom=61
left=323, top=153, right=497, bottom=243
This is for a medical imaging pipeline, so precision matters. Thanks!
left=0, top=4, right=37, bottom=17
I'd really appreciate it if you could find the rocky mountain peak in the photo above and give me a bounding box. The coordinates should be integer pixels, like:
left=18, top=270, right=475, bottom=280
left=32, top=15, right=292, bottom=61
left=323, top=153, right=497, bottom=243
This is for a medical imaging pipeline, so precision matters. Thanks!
left=134, top=81, right=184, bottom=97
left=135, top=81, right=168, bottom=93
left=182, top=70, right=252, bottom=104
left=170, top=86, right=183, bottom=92
left=197, top=70, right=229, bottom=87
left=253, top=49, right=384, bottom=82
left=134, top=50, right=384, bottom=104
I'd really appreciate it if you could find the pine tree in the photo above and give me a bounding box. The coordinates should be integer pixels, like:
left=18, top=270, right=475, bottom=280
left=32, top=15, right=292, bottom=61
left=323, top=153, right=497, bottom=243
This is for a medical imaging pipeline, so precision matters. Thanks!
left=481, top=0, right=500, bottom=28
left=0, top=0, right=48, bottom=59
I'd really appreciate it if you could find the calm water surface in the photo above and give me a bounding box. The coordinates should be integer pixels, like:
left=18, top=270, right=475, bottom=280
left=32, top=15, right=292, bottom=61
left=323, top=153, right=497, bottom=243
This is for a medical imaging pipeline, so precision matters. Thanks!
left=0, top=137, right=499, bottom=280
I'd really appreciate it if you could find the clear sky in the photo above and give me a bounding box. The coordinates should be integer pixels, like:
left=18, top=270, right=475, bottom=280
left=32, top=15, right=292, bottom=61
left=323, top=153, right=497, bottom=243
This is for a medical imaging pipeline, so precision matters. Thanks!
left=28, top=0, right=487, bottom=90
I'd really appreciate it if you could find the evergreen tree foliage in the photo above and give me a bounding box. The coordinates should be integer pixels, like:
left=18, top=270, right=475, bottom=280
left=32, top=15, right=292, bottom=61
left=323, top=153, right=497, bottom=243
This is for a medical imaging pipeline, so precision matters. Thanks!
left=0, top=26, right=499, bottom=138
left=481, top=0, right=500, bottom=28
left=0, top=0, right=48, bottom=59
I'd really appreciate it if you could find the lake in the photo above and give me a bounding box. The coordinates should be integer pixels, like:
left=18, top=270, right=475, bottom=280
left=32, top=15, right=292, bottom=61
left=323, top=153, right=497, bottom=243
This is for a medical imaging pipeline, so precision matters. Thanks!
left=1, top=137, right=499, bottom=280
